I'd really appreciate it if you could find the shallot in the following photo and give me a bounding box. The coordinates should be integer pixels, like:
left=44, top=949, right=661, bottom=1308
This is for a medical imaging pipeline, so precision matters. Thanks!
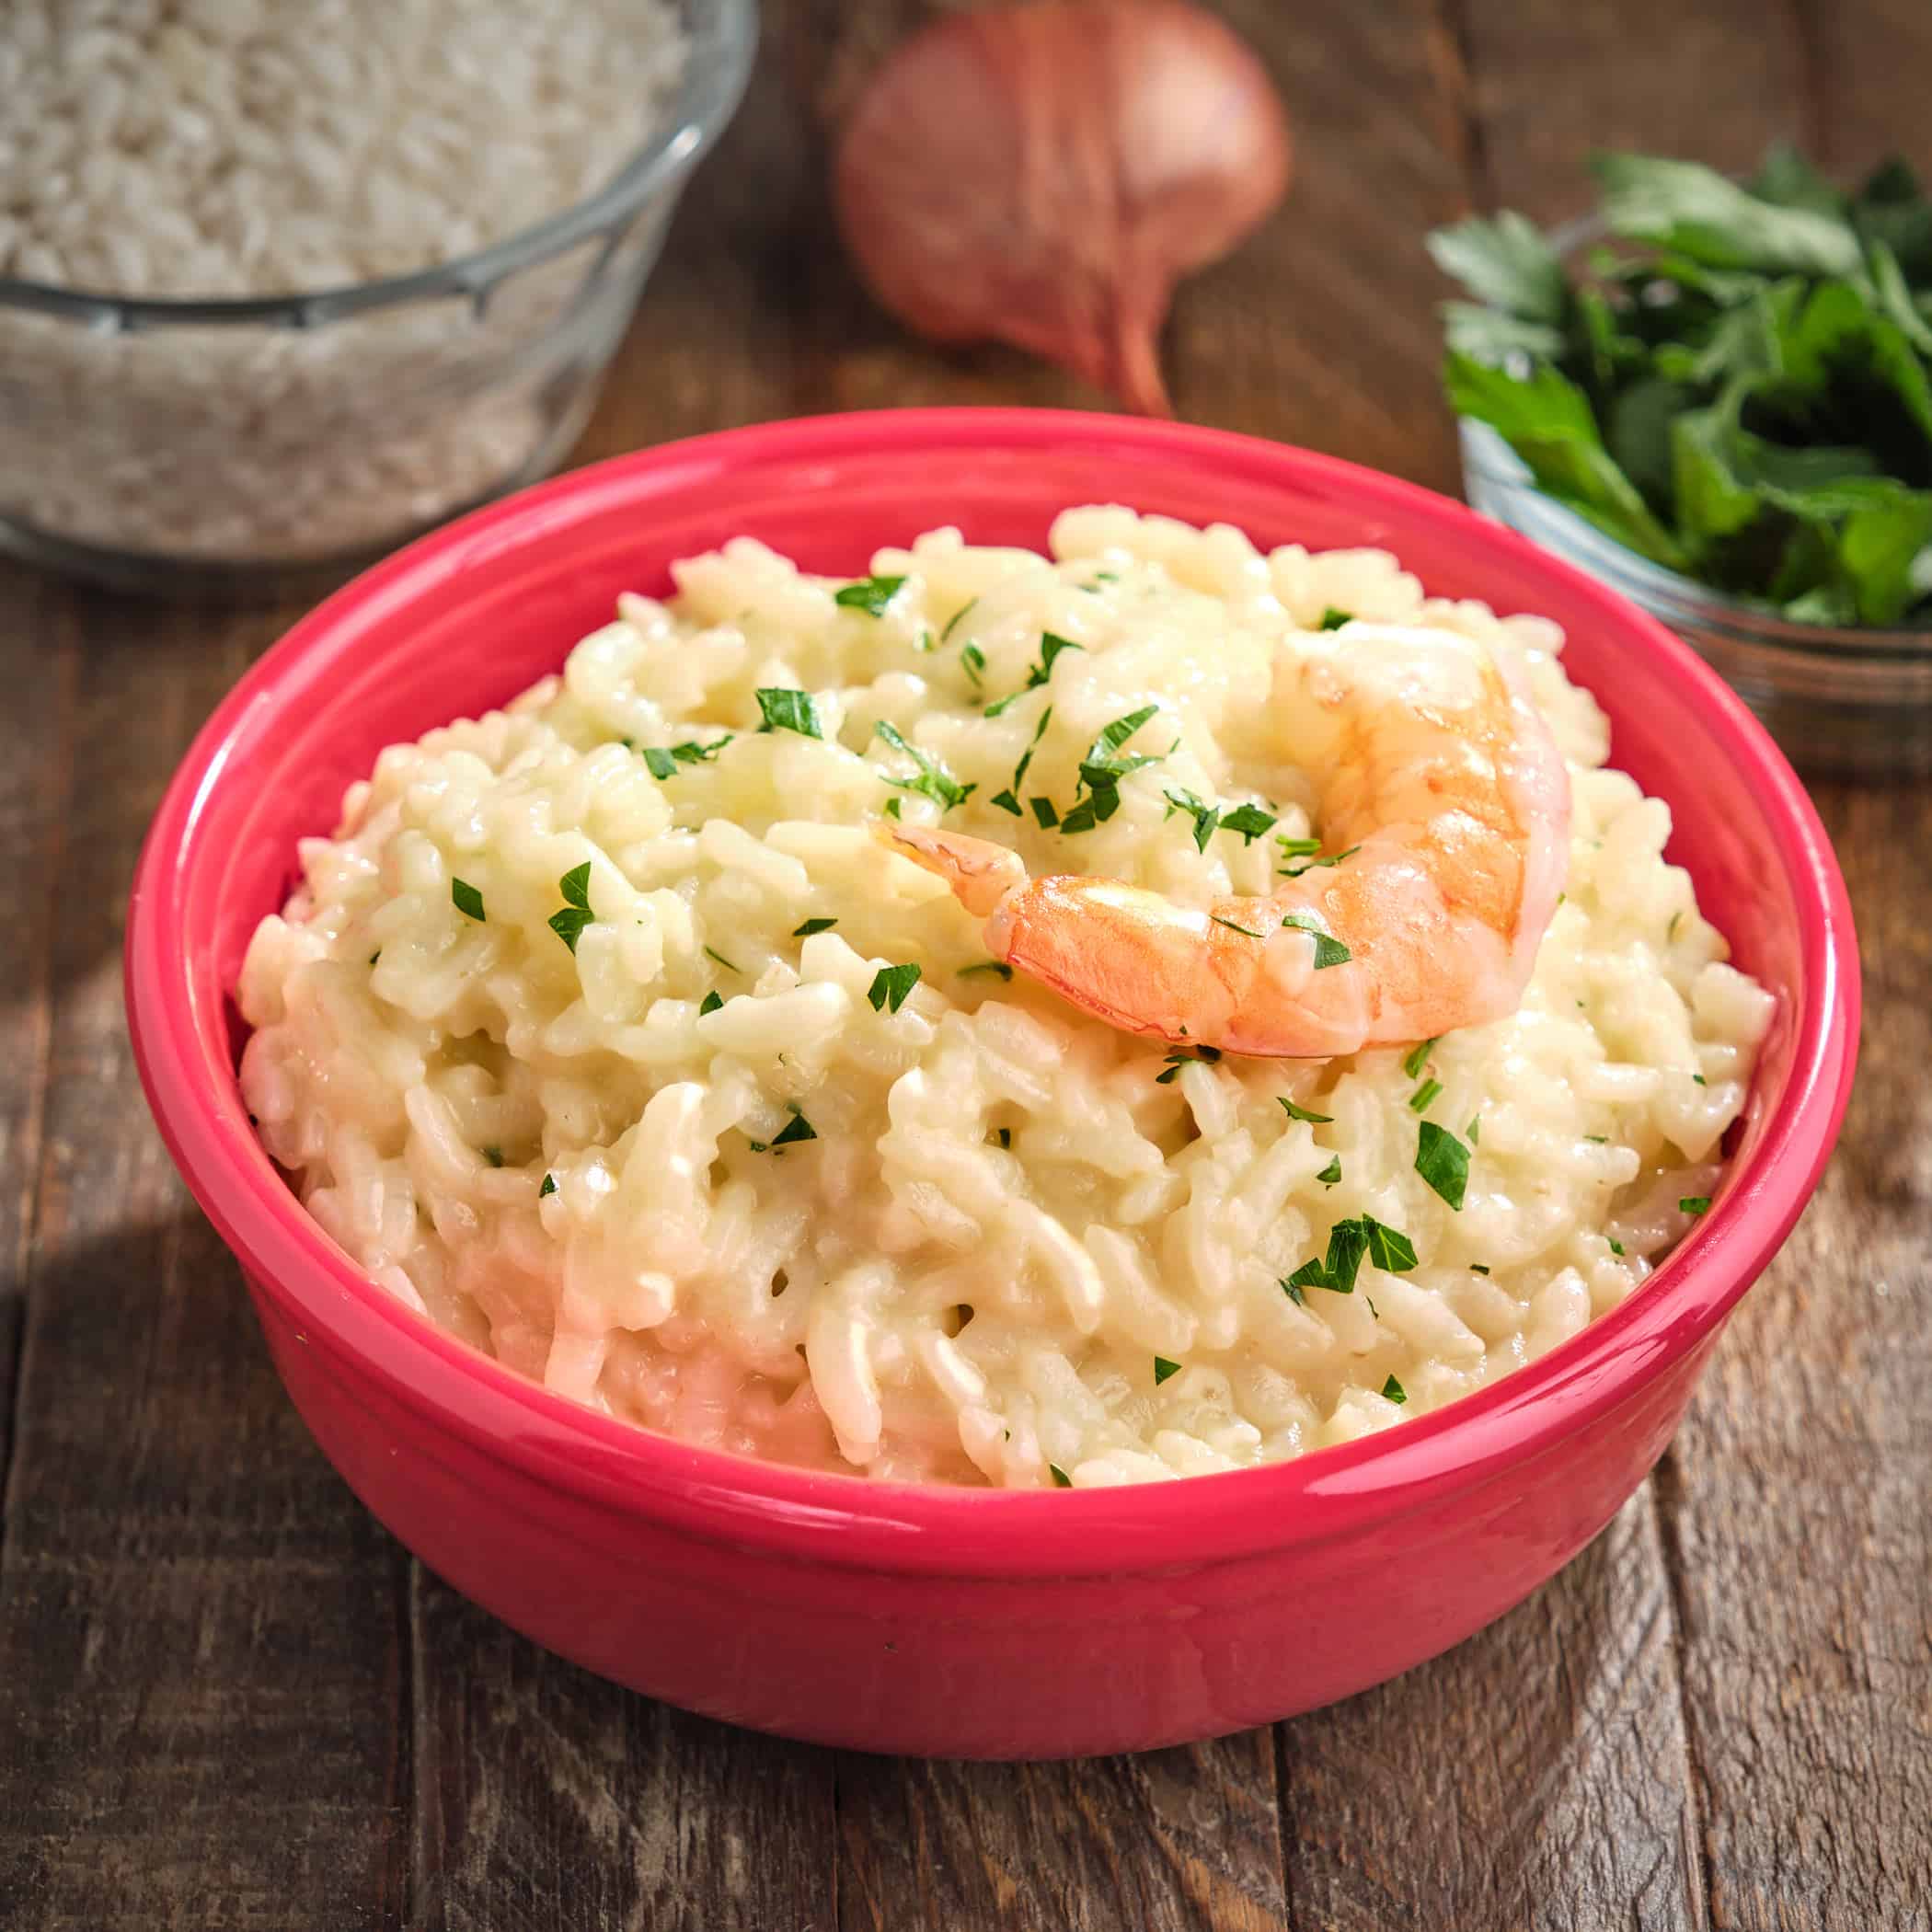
left=833, top=0, right=1293, bottom=416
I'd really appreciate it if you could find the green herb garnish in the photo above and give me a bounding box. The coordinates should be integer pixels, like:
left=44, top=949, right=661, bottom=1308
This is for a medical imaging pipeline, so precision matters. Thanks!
left=867, top=961, right=922, bottom=1013
left=874, top=720, right=975, bottom=811
left=1079, top=705, right=1163, bottom=793
left=1382, top=1374, right=1408, bottom=1405
left=1050, top=1464, right=1073, bottom=1488
left=1029, top=796, right=1061, bottom=829
left=793, top=917, right=837, bottom=937
left=991, top=790, right=1022, bottom=815
left=960, top=642, right=986, bottom=686
left=1279, top=1096, right=1335, bottom=1124
left=958, top=960, right=1013, bottom=981
left=1409, top=1077, right=1443, bottom=1112
left=640, top=736, right=732, bottom=779
left=1680, top=1195, right=1712, bottom=1215
left=1210, top=914, right=1265, bottom=938
left=451, top=878, right=486, bottom=922
left=1608, top=1237, right=1626, bottom=1256
left=482, top=1144, right=503, bottom=1167
left=1291, top=1213, right=1420, bottom=1295
left=1164, top=788, right=1221, bottom=852
left=769, top=1110, right=818, bottom=1148
left=1317, top=1156, right=1342, bottom=1185
left=1153, top=1356, right=1181, bottom=1386
left=834, top=573, right=907, bottom=616
left=1432, top=147, right=1932, bottom=625
left=538, top=1173, right=557, bottom=1198
left=548, top=862, right=595, bottom=951
left=1403, top=1038, right=1438, bottom=1080
left=1280, top=910, right=1351, bottom=969
left=754, top=687, right=822, bottom=738
left=1415, top=1120, right=1471, bottom=1209
left=940, top=599, right=977, bottom=643
left=1318, top=607, right=1353, bottom=630
left=1279, top=842, right=1361, bottom=880
left=704, top=945, right=740, bottom=972
left=985, top=632, right=1084, bottom=717
left=698, top=991, right=724, bottom=1016
left=1219, top=802, right=1279, bottom=844
left=1282, top=1271, right=1314, bottom=1305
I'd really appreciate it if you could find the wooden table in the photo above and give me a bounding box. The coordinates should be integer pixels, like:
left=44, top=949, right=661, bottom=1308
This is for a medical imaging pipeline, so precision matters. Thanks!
left=4, top=4, right=1927, bottom=1926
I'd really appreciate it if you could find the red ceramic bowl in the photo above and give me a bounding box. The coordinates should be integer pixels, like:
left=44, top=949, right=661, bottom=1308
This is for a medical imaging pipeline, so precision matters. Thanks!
left=127, top=410, right=1857, bottom=1759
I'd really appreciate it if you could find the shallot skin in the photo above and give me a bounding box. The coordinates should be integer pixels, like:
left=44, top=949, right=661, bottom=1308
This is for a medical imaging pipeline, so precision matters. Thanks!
left=833, top=1, right=1293, bottom=417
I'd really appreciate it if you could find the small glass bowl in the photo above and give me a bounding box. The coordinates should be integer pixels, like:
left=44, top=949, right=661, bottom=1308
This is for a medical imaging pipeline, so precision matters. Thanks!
left=1460, top=420, right=1932, bottom=776
left=0, top=0, right=756, bottom=598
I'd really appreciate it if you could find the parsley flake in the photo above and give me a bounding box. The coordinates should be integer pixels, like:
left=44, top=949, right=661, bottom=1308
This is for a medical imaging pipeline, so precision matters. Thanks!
left=961, top=642, right=986, bottom=686
left=1280, top=842, right=1362, bottom=880
left=1416, top=1120, right=1471, bottom=1209
left=868, top=961, right=922, bottom=1014
left=1280, top=910, right=1351, bottom=969
left=451, top=878, right=486, bottom=922
left=1049, top=1464, right=1073, bottom=1488
left=1029, top=796, right=1061, bottom=829
left=1318, top=607, right=1353, bottom=630
left=1410, top=1077, right=1443, bottom=1112
left=834, top=573, right=907, bottom=616
left=1317, top=1156, right=1343, bottom=1185
left=1211, top=914, right=1265, bottom=938
left=1279, top=1096, right=1335, bottom=1124
left=770, top=1110, right=818, bottom=1149
left=875, top=720, right=975, bottom=811
left=482, top=1144, right=503, bottom=1167
left=704, top=945, right=740, bottom=972
left=548, top=863, right=595, bottom=951
left=1153, top=1356, right=1182, bottom=1386
left=1403, top=1038, right=1438, bottom=1079
left=985, top=632, right=1085, bottom=716
left=793, top=917, right=837, bottom=937
left=698, top=991, right=723, bottom=1016
left=958, top=960, right=1013, bottom=981
left=640, top=735, right=733, bottom=779
left=1079, top=705, right=1163, bottom=792
left=991, top=790, right=1023, bottom=815
left=1382, top=1374, right=1408, bottom=1405
left=538, top=1172, right=557, bottom=1198
left=1220, top=802, right=1279, bottom=843
left=1608, top=1238, right=1626, bottom=1256
left=754, top=687, right=823, bottom=738
left=1164, top=788, right=1221, bottom=852
left=1680, top=1195, right=1712, bottom=1216
left=940, top=599, right=978, bottom=643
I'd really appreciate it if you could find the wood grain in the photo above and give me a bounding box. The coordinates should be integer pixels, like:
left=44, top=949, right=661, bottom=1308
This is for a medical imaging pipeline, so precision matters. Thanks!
left=0, top=591, right=412, bottom=1931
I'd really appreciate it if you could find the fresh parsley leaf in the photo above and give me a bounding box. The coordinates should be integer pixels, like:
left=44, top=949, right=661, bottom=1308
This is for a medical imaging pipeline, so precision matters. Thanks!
left=481, top=1144, right=503, bottom=1167
left=875, top=720, right=975, bottom=811
left=1210, top=914, right=1264, bottom=938
left=704, top=945, right=740, bottom=972
left=867, top=961, right=922, bottom=1013
left=1164, top=788, right=1220, bottom=852
left=755, top=687, right=822, bottom=738
left=834, top=573, right=907, bottom=615
left=1283, top=1261, right=1325, bottom=1300
left=961, top=641, right=986, bottom=685
left=1409, top=1077, right=1443, bottom=1112
left=1080, top=705, right=1163, bottom=792
left=1279, top=1096, right=1335, bottom=1124
left=1219, top=802, right=1278, bottom=843
left=940, top=599, right=978, bottom=642
left=539, top=1172, right=557, bottom=1198
left=1427, top=209, right=1570, bottom=322
left=642, top=746, right=679, bottom=779
left=451, top=878, right=486, bottom=922
left=883, top=796, right=902, bottom=819
left=769, top=1110, right=818, bottom=1148
left=1277, top=835, right=1322, bottom=859
left=559, top=862, right=592, bottom=910
left=1317, top=1156, right=1342, bottom=1185
left=1382, top=1374, right=1408, bottom=1406
left=1153, top=1356, right=1181, bottom=1386
left=1403, top=1038, right=1438, bottom=1080
left=1029, top=796, right=1061, bottom=829
left=698, top=991, right=723, bottom=1016
left=985, top=632, right=1084, bottom=716
left=1608, top=1237, right=1626, bottom=1256
left=991, top=790, right=1022, bottom=815
left=548, top=864, right=595, bottom=951
left=1416, top=1120, right=1470, bottom=1209
left=1280, top=910, right=1351, bottom=969
left=1317, top=606, right=1354, bottom=631
left=1364, top=1218, right=1419, bottom=1272
left=793, top=917, right=837, bottom=937
left=1279, top=843, right=1361, bottom=880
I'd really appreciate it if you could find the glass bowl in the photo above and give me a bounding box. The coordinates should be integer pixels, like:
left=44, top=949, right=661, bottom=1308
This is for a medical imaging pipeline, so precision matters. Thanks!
left=0, top=0, right=756, bottom=598
left=1461, top=420, right=1932, bottom=777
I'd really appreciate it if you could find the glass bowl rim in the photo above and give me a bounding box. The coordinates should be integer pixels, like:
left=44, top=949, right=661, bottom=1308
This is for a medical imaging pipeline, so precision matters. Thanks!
left=1455, top=208, right=1932, bottom=663
left=0, top=0, right=758, bottom=333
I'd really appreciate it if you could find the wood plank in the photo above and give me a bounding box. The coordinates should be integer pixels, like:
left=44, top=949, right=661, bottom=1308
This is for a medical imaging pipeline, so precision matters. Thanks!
left=1279, top=1492, right=1708, bottom=1932
left=0, top=567, right=72, bottom=1481
left=1796, top=0, right=1932, bottom=180
left=1656, top=784, right=1932, bottom=1932
left=411, top=1569, right=836, bottom=1932
left=835, top=1729, right=1288, bottom=1932
left=0, top=593, right=412, bottom=1931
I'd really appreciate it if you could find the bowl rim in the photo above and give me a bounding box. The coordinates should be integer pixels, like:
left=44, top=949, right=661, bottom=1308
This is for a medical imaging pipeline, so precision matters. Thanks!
left=126, top=407, right=1861, bottom=1579
left=0, top=0, right=758, bottom=330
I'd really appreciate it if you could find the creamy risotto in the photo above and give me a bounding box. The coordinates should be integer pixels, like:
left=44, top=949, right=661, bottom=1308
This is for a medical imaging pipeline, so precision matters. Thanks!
left=237, top=509, right=1773, bottom=1487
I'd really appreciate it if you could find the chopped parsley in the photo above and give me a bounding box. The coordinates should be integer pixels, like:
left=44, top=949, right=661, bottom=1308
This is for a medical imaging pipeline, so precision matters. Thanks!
left=1317, top=1156, right=1343, bottom=1185
left=769, top=1110, right=818, bottom=1149
left=1607, top=1237, right=1626, bottom=1256
left=1078, top=705, right=1164, bottom=792
left=1156, top=1045, right=1223, bottom=1085
left=369, top=951, right=381, bottom=965
left=1290, top=1213, right=1419, bottom=1294
left=1468, top=1116, right=1481, bottom=1144
left=883, top=796, right=902, bottom=819
left=698, top=991, right=724, bottom=1016
left=1008, top=705, right=1052, bottom=797
left=1153, top=1356, right=1182, bottom=1386
left=1163, top=788, right=1221, bottom=852
left=957, top=960, right=1013, bottom=981
left=1282, top=1272, right=1312, bottom=1305
left=867, top=961, right=922, bottom=1014
left=1680, top=1195, right=1712, bottom=1216
left=874, top=719, right=975, bottom=811
left=1403, top=1037, right=1438, bottom=1079
left=1382, top=1374, right=1407, bottom=1405
left=1279, top=841, right=1362, bottom=880
left=960, top=642, right=986, bottom=686
left=1029, top=796, right=1061, bottom=829
left=940, top=600, right=977, bottom=643
left=1318, top=607, right=1353, bottom=630
left=538, top=1172, right=557, bottom=1198
left=754, top=687, right=823, bottom=738
left=991, top=790, right=1023, bottom=815
left=1220, top=802, right=1279, bottom=843
left=1693, top=1074, right=1708, bottom=1087
left=1280, top=910, right=1351, bottom=969
left=1410, top=1077, right=1443, bottom=1112
left=1415, top=1120, right=1471, bottom=1209
left=1049, top=1464, right=1073, bottom=1488
left=704, top=945, right=740, bottom=972
left=1470, top=1263, right=1491, bottom=1275
left=482, top=1144, right=503, bottom=1167
left=1583, top=1133, right=1608, bottom=1144
left=1164, top=789, right=1283, bottom=849
left=1279, top=1096, right=1335, bottom=1124
left=640, top=735, right=733, bottom=779
left=793, top=917, right=837, bottom=937
left=451, top=878, right=486, bottom=922
left=985, top=632, right=1085, bottom=716
left=1210, top=914, right=1265, bottom=938
left=834, top=573, right=906, bottom=616
left=547, top=862, right=595, bottom=951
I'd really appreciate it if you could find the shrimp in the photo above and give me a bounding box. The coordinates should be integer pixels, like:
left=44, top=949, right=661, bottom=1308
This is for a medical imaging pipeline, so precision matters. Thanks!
left=877, top=623, right=1570, bottom=1057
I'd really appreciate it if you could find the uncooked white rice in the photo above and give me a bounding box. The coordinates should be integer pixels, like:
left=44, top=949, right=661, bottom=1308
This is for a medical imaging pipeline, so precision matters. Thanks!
left=237, top=509, right=1774, bottom=1488
left=0, top=0, right=688, bottom=560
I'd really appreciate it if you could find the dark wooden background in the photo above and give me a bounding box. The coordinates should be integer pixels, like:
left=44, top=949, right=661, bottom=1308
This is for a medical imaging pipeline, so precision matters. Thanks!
left=3, top=3, right=1928, bottom=1927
